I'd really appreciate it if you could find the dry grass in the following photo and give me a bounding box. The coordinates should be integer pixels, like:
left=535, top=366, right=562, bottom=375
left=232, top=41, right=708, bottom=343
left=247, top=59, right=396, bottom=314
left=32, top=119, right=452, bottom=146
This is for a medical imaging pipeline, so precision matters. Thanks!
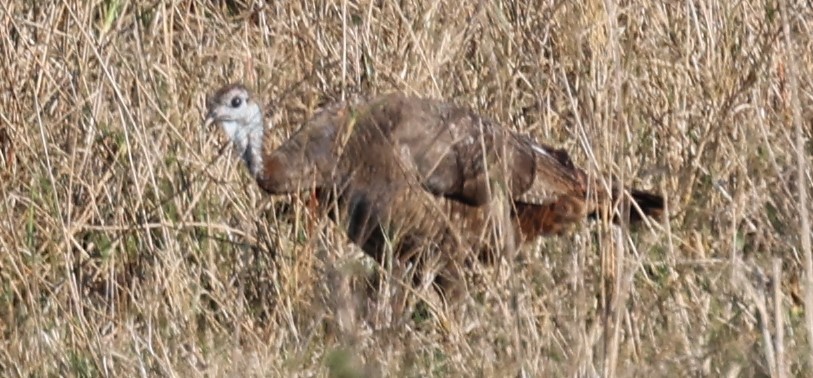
left=1, top=0, right=812, bottom=376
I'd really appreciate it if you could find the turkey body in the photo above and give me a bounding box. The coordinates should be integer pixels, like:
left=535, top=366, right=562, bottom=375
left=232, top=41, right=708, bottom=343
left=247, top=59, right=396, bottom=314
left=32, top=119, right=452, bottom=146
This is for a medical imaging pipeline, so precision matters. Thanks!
left=247, top=92, right=662, bottom=294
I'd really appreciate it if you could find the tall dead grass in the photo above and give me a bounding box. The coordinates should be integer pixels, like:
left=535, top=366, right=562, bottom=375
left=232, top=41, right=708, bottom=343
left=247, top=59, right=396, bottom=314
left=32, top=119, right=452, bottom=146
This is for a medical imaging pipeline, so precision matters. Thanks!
left=1, top=0, right=811, bottom=376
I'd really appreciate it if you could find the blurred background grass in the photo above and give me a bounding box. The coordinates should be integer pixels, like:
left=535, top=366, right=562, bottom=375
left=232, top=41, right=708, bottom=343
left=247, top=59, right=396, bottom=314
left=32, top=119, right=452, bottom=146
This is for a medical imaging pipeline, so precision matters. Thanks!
left=1, top=0, right=811, bottom=376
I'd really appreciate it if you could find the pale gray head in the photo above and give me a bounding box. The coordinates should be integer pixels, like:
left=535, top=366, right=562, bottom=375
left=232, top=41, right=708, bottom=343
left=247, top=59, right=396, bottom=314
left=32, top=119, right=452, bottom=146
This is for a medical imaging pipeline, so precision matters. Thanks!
left=204, top=84, right=267, bottom=176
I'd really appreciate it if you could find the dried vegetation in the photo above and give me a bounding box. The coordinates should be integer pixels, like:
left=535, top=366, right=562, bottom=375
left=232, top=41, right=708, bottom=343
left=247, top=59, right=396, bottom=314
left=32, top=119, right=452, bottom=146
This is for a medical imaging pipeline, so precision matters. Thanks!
left=1, top=0, right=812, bottom=376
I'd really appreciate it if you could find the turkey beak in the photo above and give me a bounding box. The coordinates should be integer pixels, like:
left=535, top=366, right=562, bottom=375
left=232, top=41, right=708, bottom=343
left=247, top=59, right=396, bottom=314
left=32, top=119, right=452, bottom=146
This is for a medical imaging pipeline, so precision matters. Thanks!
left=203, top=94, right=219, bottom=128
left=203, top=110, right=216, bottom=129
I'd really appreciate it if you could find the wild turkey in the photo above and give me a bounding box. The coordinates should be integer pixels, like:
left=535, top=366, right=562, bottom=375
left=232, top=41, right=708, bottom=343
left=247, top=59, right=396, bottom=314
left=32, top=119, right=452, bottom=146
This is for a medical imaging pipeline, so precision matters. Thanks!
left=204, top=83, right=664, bottom=304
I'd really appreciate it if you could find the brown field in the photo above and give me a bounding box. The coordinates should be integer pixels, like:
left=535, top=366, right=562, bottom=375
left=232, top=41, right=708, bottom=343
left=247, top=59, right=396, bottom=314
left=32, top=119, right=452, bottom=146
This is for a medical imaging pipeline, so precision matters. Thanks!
left=1, top=0, right=812, bottom=376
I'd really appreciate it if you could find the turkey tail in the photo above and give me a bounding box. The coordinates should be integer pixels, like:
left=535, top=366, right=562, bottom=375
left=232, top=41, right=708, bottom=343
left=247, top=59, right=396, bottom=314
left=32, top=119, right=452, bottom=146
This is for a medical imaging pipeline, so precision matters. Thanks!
left=589, top=187, right=665, bottom=224
left=628, top=189, right=665, bottom=222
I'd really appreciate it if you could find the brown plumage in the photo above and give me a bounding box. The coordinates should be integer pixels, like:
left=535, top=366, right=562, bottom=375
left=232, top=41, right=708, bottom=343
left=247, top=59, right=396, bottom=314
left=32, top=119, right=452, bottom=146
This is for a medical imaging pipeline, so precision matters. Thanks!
left=204, top=83, right=664, bottom=302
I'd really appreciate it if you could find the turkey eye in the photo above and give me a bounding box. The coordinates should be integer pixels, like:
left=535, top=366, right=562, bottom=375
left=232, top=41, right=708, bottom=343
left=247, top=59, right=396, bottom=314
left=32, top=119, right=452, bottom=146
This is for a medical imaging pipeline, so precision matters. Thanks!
left=230, top=97, right=243, bottom=108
